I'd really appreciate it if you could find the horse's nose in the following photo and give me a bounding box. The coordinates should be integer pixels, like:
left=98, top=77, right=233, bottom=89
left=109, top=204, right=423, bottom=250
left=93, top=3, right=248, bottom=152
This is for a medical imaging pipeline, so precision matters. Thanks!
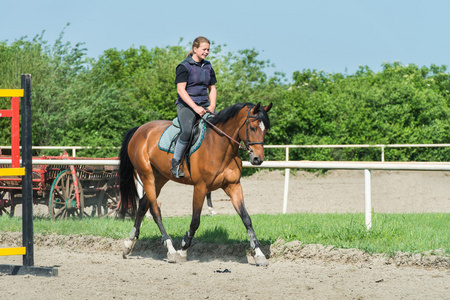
left=251, top=156, right=263, bottom=165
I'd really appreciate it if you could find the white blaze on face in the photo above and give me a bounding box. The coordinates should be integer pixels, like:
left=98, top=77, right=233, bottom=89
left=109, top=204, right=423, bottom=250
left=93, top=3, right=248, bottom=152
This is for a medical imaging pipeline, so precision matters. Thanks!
left=259, top=121, right=265, bottom=132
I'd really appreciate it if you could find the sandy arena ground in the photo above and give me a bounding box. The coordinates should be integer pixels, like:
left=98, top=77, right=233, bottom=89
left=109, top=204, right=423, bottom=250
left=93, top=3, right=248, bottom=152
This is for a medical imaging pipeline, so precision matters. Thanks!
left=1, top=170, right=449, bottom=299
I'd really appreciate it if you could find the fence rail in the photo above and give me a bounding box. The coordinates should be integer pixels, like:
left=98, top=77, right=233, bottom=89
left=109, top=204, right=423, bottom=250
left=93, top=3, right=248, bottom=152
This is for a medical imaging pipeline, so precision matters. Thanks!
left=264, top=144, right=450, bottom=162
left=1, top=143, right=450, bottom=160
left=1, top=156, right=449, bottom=230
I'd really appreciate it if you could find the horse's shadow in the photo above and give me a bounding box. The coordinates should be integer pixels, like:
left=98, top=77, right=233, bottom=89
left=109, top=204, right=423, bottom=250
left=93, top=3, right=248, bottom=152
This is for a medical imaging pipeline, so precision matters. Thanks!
left=127, top=226, right=271, bottom=264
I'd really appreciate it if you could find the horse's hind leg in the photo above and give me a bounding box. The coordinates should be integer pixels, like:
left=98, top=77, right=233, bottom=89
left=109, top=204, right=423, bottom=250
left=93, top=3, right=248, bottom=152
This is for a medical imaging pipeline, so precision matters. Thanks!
left=206, top=192, right=216, bottom=215
left=177, top=185, right=207, bottom=262
left=123, top=194, right=149, bottom=258
left=143, top=172, right=179, bottom=262
left=123, top=171, right=176, bottom=260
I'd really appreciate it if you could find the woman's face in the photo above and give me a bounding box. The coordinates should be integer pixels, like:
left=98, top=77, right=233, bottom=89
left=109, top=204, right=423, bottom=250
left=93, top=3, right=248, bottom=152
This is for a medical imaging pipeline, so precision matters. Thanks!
left=192, top=42, right=210, bottom=61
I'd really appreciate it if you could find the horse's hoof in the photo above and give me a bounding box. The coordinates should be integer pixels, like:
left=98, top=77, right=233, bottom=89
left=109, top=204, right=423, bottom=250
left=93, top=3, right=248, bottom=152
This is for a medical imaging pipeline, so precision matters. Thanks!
left=176, top=250, right=188, bottom=263
left=254, top=255, right=269, bottom=266
left=122, top=239, right=136, bottom=259
left=167, top=252, right=178, bottom=263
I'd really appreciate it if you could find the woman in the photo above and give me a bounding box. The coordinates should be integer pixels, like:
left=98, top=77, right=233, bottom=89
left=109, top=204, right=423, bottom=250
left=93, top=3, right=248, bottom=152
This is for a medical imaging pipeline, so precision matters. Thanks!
left=171, top=36, right=217, bottom=178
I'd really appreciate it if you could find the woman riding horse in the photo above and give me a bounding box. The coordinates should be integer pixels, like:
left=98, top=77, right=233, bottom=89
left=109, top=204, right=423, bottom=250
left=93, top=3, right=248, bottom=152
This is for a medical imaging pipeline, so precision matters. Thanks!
left=120, top=102, right=272, bottom=266
left=171, top=36, right=217, bottom=178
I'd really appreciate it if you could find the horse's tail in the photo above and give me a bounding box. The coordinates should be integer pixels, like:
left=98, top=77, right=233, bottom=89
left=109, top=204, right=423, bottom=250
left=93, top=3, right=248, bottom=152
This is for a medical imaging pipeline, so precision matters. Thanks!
left=119, top=126, right=140, bottom=217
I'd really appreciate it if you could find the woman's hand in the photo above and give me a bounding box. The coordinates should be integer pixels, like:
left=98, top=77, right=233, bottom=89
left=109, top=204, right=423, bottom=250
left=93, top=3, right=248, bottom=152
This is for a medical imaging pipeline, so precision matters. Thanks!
left=206, top=105, right=216, bottom=114
left=194, top=105, right=207, bottom=116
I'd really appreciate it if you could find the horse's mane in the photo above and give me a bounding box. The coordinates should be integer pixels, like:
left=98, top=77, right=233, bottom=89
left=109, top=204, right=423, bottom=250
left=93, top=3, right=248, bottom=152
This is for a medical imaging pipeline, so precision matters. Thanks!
left=209, top=102, right=271, bottom=130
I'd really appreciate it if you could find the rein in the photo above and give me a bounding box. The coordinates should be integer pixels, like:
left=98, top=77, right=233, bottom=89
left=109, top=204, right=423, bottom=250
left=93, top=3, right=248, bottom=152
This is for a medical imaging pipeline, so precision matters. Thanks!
left=200, top=107, right=264, bottom=153
left=200, top=115, right=249, bottom=151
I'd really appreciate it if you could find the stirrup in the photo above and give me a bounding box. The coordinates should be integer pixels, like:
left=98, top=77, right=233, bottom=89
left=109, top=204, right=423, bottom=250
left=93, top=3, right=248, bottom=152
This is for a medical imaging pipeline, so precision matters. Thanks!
left=171, top=159, right=185, bottom=178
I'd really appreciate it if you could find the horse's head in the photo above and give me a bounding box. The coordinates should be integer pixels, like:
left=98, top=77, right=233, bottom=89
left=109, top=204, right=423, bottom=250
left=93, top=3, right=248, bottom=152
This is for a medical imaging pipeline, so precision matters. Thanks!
left=240, top=102, right=272, bottom=165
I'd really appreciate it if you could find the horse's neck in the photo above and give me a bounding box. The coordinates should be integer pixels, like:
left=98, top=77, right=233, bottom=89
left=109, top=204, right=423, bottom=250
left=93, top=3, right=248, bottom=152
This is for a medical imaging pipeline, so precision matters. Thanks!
left=207, top=118, right=243, bottom=160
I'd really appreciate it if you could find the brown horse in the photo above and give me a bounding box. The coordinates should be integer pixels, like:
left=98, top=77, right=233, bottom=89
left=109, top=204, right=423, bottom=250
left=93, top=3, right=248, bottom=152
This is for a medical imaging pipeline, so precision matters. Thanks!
left=119, top=102, right=272, bottom=266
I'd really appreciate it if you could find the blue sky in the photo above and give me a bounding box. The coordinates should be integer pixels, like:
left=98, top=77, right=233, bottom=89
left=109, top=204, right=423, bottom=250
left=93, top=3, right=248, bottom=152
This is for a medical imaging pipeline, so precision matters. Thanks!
left=3, top=0, right=450, bottom=79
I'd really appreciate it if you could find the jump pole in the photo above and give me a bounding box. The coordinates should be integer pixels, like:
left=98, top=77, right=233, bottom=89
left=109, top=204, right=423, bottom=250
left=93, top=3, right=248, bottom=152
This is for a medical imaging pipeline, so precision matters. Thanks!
left=0, top=75, right=57, bottom=276
left=21, top=74, right=34, bottom=268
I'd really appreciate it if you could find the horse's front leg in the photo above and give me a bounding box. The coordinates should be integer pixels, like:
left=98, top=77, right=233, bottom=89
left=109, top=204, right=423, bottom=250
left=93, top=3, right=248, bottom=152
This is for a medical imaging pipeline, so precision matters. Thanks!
left=177, top=185, right=207, bottom=262
left=224, top=183, right=269, bottom=266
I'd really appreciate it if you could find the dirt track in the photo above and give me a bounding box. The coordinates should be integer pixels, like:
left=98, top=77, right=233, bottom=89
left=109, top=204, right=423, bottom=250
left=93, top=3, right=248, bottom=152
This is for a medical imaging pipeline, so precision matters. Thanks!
left=1, top=170, right=449, bottom=299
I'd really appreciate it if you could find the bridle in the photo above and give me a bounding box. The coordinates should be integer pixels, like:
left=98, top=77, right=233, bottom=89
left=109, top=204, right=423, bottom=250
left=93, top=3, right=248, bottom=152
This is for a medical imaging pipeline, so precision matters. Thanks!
left=200, top=107, right=265, bottom=153
left=244, top=108, right=265, bottom=151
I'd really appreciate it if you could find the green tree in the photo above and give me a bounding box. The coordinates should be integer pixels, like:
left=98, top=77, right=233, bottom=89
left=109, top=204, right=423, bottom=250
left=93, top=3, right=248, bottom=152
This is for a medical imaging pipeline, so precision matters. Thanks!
left=1, top=31, right=449, bottom=161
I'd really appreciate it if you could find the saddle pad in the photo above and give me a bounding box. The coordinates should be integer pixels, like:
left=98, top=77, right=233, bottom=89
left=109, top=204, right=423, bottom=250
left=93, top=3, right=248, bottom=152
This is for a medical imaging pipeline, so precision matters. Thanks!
left=158, top=115, right=208, bottom=155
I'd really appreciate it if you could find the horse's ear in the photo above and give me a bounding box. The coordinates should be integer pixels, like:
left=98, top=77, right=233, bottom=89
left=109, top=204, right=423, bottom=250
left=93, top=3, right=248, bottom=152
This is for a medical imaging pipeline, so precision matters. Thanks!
left=251, top=102, right=261, bottom=114
left=263, top=103, right=273, bottom=113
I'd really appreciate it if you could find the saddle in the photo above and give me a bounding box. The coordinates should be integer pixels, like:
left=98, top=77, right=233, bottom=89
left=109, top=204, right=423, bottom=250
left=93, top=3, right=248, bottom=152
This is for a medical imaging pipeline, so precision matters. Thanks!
left=158, top=113, right=209, bottom=156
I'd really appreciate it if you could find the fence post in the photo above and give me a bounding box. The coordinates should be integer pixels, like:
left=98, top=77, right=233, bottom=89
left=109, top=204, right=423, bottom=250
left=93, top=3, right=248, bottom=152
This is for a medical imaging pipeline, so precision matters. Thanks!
left=364, top=169, right=372, bottom=230
left=282, top=147, right=290, bottom=214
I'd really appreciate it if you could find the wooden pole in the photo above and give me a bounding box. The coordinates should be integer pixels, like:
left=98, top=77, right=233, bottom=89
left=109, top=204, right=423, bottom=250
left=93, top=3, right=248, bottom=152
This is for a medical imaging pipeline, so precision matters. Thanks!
left=21, top=74, right=33, bottom=267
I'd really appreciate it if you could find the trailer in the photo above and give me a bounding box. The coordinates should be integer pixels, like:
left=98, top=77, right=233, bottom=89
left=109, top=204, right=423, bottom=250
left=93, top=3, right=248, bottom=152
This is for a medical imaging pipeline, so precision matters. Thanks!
left=0, top=151, right=121, bottom=220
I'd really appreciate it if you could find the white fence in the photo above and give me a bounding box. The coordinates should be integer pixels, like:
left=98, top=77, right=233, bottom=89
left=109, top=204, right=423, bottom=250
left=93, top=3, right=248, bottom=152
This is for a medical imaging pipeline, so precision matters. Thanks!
left=1, top=144, right=449, bottom=230
left=264, top=143, right=450, bottom=162
left=1, top=157, right=449, bottom=230
left=0, top=146, right=111, bottom=157
left=243, top=161, right=450, bottom=229
left=1, top=143, right=450, bottom=160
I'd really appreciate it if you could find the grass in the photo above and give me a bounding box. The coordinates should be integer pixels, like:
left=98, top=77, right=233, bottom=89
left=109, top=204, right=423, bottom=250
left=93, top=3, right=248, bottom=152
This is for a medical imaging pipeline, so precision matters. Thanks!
left=1, top=213, right=448, bottom=256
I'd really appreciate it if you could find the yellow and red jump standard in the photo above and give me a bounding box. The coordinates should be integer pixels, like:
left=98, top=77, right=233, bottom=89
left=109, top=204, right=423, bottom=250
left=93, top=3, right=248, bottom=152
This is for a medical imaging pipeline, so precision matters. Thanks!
left=0, top=75, right=58, bottom=276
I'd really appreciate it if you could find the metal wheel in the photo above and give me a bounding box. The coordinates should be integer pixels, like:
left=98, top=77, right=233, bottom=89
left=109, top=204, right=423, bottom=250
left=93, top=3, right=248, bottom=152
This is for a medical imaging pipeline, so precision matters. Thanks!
left=0, top=190, right=16, bottom=217
left=104, top=182, right=136, bottom=219
left=102, top=180, right=122, bottom=218
left=85, top=187, right=108, bottom=218
left=85, top=180, right=119, bottom=218
left=49, top=170, right=84, bottom=220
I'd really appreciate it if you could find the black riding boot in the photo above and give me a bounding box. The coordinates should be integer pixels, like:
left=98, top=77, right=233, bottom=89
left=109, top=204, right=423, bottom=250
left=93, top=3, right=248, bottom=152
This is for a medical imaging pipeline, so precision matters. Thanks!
left=171, top=158, right=184, bottom=178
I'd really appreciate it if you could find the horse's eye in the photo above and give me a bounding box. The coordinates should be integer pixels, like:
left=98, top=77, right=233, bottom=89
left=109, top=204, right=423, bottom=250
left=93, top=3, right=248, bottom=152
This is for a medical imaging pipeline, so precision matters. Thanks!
left=250, top=127, right=256, bottom=132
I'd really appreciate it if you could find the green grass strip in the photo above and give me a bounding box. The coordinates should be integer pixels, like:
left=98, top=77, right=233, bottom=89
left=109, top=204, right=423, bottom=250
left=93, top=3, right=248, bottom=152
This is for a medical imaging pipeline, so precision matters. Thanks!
left=1, top=213, right=448, bottom=256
